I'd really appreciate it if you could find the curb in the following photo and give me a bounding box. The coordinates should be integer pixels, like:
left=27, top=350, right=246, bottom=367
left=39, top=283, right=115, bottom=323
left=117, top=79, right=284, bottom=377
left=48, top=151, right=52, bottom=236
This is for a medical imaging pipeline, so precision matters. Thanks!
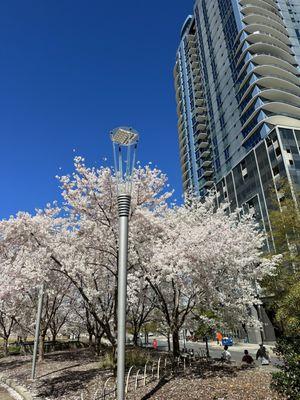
left=0, top=376, right=33, bottom=400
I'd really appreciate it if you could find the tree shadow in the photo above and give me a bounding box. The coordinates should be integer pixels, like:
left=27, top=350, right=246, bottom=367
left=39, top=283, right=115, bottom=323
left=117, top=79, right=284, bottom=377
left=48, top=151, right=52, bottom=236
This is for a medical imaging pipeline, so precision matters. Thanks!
left=186, top=359, right=238, bottom=379
left=0, top=357, right=30, bottom=371
left=141, top=377, right=172, bottom=400
left=44, top=348, right=95, bottom=363
left=36, top=368, right=100, bottom=398
left=38, top=363, right=82, bottom=378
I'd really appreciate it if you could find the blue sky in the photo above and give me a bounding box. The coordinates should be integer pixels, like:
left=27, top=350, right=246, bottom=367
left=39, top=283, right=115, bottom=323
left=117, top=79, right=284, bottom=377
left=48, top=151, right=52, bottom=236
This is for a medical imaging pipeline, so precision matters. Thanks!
left=0, top=0, right=194, bottom=218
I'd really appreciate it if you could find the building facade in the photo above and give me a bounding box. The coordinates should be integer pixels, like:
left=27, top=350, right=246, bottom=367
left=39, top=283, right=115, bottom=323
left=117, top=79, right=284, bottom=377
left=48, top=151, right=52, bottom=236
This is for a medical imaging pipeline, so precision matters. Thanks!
left=175, top=0, right=300, bottom=234
left=175, top=0, right=300, bottom=341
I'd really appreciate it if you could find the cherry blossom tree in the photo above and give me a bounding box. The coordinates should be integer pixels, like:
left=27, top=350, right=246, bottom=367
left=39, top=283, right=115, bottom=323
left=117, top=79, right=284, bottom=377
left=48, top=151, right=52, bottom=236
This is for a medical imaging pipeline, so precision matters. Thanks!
left=127, top=275, right=156, bottom=346
left=0, top=158, right=172, bottom=366
left=141, top=194, right=279, bottom=356
left=0, top=209, right=77, bottom=360
left=0, top=156, right=279, bottom=363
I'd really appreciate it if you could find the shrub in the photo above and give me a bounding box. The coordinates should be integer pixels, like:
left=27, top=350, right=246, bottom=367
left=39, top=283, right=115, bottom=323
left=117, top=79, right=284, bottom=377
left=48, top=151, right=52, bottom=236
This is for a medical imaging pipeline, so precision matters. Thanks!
left=271, top=337, right=300, bottom=400
left=98, top=348, right=152, bottom=370
left=125, top=348, right=150, bottom=368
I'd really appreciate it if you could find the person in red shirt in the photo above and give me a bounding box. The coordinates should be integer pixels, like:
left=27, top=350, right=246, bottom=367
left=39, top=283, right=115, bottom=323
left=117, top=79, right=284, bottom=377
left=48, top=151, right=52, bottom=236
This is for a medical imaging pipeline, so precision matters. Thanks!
left=153, top=339, right=158, bottom=350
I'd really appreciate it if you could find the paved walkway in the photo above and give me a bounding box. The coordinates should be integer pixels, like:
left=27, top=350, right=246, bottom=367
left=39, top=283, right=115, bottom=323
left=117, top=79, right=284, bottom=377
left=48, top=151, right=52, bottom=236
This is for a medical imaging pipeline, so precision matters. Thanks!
left=0, top=383, right=23, bottom=400
left=152, top=337, right=281, bottom=365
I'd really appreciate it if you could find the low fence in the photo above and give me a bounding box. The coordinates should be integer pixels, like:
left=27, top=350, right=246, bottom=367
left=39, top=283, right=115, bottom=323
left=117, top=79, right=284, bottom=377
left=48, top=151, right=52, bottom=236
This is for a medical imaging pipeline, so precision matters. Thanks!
left=81, top=350, right=208, bottom=400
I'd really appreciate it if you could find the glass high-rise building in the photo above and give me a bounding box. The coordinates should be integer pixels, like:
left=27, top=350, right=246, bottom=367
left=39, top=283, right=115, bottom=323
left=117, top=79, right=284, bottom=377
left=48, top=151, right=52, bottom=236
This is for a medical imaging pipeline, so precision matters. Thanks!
left=175, top=0, right=300, bottom=342
left=175, top=0, right=300, bottom=252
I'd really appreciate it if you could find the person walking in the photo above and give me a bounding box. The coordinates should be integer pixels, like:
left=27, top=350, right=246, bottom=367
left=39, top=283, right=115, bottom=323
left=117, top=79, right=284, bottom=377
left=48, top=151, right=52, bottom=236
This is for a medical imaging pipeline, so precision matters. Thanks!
left=153, top=338, right=158, bottom=350
left=216, top=331, right=223, bottom=346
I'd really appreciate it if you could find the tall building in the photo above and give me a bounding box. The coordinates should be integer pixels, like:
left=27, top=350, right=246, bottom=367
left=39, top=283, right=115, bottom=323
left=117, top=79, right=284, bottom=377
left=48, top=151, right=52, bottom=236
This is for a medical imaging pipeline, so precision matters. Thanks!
left=175, top=0, right=300, bottom=342
left=175, top=0, right=300, bottom=250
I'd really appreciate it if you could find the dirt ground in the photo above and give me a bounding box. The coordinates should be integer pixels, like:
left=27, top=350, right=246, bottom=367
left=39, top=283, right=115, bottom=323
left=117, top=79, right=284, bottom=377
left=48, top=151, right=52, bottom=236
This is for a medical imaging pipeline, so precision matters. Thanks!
left=129, top=369, right=284, bottom=400
left=0, top=348, right=284, bottom=400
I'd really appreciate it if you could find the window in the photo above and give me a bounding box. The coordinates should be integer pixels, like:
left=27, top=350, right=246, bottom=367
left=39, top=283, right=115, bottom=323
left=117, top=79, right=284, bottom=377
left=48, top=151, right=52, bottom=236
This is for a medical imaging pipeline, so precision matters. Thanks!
left=241, top=160, right=248, bottom=180
left=224, top=146, right=230, bottom=160
left=272, top=165, right=280, bottom=177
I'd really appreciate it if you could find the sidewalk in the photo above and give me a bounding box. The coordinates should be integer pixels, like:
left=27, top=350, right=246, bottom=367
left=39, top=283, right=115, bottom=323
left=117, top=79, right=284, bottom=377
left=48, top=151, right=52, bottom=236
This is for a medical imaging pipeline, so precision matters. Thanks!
left=206, top=340, right=276, bottom=356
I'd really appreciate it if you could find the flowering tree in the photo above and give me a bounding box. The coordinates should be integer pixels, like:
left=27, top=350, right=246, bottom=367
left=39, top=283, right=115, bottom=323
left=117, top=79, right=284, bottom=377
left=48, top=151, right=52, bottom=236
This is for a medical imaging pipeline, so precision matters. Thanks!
left=142, top=194, right=279, bottom=356
left=52, top=158, right=172, bottom=363
left=0, top=158, right=172, bottom=365
left=0, top=299, right=19, bottom=356
left=0, top=209, right=77, bottom=360
left=127, top=275, right=156, bottom=346
left=0, top=157, right=279, bottom=363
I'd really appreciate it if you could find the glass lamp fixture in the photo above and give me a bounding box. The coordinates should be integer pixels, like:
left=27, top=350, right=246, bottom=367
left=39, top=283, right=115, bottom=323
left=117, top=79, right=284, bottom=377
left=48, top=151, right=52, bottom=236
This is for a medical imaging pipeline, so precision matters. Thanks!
left=111, top=127, right=139, bottom=195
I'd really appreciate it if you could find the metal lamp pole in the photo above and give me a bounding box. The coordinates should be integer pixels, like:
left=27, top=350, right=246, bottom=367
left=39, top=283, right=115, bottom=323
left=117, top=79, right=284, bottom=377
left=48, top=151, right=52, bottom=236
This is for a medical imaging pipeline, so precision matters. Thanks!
left=31, top=283, right=44, bottom=380
left=110, top=127, right=139, bottom=400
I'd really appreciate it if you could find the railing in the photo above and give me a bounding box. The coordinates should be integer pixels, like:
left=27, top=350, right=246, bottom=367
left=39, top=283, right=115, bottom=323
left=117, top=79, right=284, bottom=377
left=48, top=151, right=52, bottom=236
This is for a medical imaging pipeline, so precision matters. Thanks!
left=81, top=350, right=208, bottom=400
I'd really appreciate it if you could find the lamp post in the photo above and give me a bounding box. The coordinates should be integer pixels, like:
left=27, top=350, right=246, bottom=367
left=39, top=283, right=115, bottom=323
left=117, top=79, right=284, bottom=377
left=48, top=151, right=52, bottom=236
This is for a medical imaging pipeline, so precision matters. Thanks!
left=110, top=127, right=139, bottom=400
left=31, top=283, right=44, bottom=380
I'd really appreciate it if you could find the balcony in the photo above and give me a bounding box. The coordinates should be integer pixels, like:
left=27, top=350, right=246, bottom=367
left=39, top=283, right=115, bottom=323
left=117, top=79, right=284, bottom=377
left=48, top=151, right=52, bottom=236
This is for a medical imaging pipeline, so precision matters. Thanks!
left=188, top=45, right=197, bottom=56
left=202, top=159, right=212, bottom=167
left=194, top=82, right=202, bottom=91
left=201, top=149, right=211, bottom=157
left=189, top=54, right=198, bottom=63
left=176, top=100, right=182, bottom=115
left=199, top=141, right=209, bottom=148
left=204, top=180, right=214, bottom=187
left=191, top=61, right=200, bottom=70
left=194, top=90, right=203, bottom=99
left=203, top=169, right=214, bottom=176
left=196, top=114, right=206, bottom=123
left=197, top=131, right=208, bottom=140
left=239, top=0, right=281, bottom=17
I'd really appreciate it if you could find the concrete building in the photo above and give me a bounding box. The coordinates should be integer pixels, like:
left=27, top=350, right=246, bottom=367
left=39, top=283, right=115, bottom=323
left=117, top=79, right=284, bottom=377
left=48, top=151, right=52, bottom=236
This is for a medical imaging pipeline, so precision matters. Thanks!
left=174, top=0, right=300, bottom=341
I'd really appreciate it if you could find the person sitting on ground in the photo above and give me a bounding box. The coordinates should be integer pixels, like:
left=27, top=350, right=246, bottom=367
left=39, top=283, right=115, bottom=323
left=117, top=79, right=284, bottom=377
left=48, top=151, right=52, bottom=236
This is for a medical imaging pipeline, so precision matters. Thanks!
left=256, top=344, right=270, bottom=365
left=188, top=348, right=194, bottom=358
left=221, top=345, right=231, bottom=362
left=242, top=349, right=254, bottom=365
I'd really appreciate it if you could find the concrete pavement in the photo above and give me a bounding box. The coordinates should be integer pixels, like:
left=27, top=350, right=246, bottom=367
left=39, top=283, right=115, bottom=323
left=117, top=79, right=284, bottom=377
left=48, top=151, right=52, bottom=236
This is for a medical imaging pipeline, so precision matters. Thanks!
left=0, top=383, right=23, bottom=400
left=153, top=337, right=281, bottom=366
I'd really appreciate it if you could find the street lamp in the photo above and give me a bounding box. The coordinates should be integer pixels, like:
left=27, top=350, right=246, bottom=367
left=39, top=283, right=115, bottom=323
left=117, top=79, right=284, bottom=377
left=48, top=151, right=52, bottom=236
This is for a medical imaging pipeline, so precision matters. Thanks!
left=110, top=127, right=139, bottom=400
left=31, top=283, right=44, bottom=380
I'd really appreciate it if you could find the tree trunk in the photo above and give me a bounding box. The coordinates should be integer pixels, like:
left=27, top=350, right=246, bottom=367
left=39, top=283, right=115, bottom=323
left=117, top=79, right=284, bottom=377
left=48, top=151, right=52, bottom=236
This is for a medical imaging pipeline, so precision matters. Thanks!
left=204, top=336, right=210, bottom=358
left=88, top=332, right=94, bottom=348
left=172, top=329, right=180, bottom=357
left=3, top=337, right=9, bottom=357
left=51, top=332, right=57, bottom=343
left=167, top=334, right=171, bottom=352
left=133, top=329, right=139, bottom=346
left=94, top=331, right=104, bottom=356
left=112, top=343, right=117, bottom=377
left=39, top=333, right=46, bottom=362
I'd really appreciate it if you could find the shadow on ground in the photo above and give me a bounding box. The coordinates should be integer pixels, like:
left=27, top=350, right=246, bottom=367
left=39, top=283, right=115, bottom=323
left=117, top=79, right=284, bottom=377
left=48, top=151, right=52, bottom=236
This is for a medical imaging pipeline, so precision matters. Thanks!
left=183, top=359, right=238, bottom=379
left=36, top=368, right=100, bottom=398
left=44, top=348, right=95, bottom=363
left=0, top=357, right=30, bottom=372
left=141, top=377, right=172, bottom=400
